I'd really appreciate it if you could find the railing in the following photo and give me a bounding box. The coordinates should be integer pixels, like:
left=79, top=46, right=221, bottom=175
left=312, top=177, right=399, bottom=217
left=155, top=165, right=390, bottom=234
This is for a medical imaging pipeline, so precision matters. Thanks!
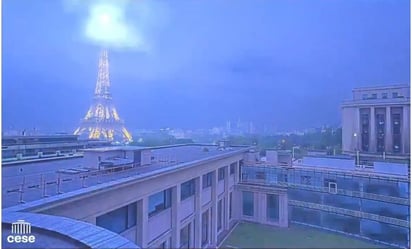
left=240, top=178, right=409, bottom=205
left=3, top=164, right=150, bottom=207
left=289, top=200, right=409, bottom=228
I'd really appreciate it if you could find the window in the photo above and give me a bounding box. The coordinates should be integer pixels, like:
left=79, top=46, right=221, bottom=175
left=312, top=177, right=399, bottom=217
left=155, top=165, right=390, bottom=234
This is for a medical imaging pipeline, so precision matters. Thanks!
left=329, top=182, right=337, bottom=194
left=362, top=94, right=368, bottom=100
left=218, top=167, right=225, bottom=181
left=180, top=223, right=190, bottom=249
left=256, top=171, right=266, bottom=180
left=300, top=176, right=311, bottom=185
left=202, top=211, right=209, bottom=246
left=371, top=93, right=377, bottom=99
left=230, top=163, right=236, bottom=175
left=217, top=199, right=223, bottom=231
left=392, top=92, right=399, bottom=98
left=149, top=189, right=172, bottom=217
left=181, top=179, right=196, bottom=200
left=242, top=191, right=254, bottom=216
left=202, top=172, right=212, bottom=189
left=96, top=202, right=137, bottom=234
left=229, top=192, right=233, bottom=219
left=382, top=93, right=388, bottom=99
left=267, top=194, right=279, bottom=222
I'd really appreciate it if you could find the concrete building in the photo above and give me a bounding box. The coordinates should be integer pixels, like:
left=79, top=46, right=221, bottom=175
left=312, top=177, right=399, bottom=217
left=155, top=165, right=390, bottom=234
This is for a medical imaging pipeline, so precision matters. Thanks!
left=3, top=144, right=289, bottom=248
left=342, top=84, right=410, bottom=155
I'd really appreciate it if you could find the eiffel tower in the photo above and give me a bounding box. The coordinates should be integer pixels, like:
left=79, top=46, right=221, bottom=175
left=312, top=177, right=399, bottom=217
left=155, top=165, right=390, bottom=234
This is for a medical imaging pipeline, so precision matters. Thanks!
left=74, top=49, right=133, bottom=143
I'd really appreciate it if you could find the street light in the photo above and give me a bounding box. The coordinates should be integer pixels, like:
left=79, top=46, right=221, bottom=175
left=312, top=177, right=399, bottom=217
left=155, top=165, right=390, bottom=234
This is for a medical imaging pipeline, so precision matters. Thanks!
left=353, top=133, right=359, bottom=165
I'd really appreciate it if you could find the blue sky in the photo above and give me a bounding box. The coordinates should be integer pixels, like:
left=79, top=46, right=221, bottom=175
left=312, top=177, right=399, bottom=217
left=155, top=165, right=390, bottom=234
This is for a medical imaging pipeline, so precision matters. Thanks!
left=3, top=0, right=410, bottom=132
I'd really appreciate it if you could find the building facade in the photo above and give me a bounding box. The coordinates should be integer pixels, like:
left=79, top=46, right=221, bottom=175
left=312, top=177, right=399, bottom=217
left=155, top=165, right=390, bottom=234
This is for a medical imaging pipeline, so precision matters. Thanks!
left=342, top=85, right=410, bottom=154
left=3, top=145, right=289, bottom=248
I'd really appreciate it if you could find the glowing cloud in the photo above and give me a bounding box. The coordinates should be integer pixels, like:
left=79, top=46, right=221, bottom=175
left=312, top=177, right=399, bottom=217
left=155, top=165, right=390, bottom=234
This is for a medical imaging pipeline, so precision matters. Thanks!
left=85, top=4, right=145, bottom=50
left=64, top=0, right=152, bottom=51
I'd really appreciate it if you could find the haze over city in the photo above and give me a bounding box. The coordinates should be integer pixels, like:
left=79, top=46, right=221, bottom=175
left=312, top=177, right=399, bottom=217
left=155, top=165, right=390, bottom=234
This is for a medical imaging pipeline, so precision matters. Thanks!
left=3, top=0, right=410, bottom=132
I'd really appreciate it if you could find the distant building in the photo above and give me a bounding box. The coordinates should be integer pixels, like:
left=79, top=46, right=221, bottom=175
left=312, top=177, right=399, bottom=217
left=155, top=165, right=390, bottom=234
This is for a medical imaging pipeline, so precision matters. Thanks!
left=341, top=85, right=410, bottom=154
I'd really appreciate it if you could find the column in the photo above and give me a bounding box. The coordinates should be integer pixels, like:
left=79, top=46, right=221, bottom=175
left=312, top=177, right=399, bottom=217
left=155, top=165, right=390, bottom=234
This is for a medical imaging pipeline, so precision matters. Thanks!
left=210, top=170, right=218, bottom=246
left=385, top=107, right=392, bottom=153
left=279, top=194, right=288, bottom=227
left=235, top=161, right=240, bottom=183
left=171, top=184, right=181, bottom=248
left=402, top=106, right=409, bottom=154
left=224, top=166, right=230, bottom=230
left=370, top=107, right=376, bottom=153
left=194, top=176, right=203, bottom=248
left=355, top=108, right=361, bottom=151
left=137, top=198, right=148, bottom=248
left=258, top=192, right=266, bottom=223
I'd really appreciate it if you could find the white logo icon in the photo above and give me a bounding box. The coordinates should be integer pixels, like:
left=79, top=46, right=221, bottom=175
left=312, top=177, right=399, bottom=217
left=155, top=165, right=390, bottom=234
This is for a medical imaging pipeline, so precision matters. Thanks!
left=7, top=220, right=36, bottom=243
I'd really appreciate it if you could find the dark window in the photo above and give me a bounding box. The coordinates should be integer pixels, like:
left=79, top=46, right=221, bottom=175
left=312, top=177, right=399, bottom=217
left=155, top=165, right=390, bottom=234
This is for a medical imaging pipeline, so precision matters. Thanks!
left=361, top=113, right=370, bottom=151
left=202, top=211, right=209, bottom=246
left=181, top=179, right=196, bottom=200
left=230, top=163, right=236, bottom=175
left=96, top=202, right=137, bottom=233
left=300, top=176, right=312, bottom=185
left=180, top=223, right=190, bottom=249
left=242, top=191, right=254, bottom=216
left=218, top=199, right=223, bottom=231
left=382, top=93, right=388, bottom=99
left=392, top=92, right=399, bottom=98
left=376, top=113, right=385, bottom=152
left=362, top=94, right=368, bottom=100
left=229, top=192, right=233, bottom=219
left=202, top=172, right=213, bottom=189
left=371, top=93, right=377, bottom=99
left=149, top=189, right=172, bottom=217
left=266, top=194, right=279, bottom=222
left=392, top=113, right=402, bottom=153
left=218, top=167, right=225, bottom=181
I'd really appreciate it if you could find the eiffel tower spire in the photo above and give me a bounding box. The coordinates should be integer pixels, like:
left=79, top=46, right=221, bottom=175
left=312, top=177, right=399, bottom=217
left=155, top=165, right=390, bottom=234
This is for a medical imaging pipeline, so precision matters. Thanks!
left=74, top=49, right=133, bottom=143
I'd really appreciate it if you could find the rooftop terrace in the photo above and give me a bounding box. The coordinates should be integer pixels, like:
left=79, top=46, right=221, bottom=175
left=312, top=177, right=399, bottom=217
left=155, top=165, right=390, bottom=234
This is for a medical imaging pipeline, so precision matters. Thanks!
left=3, top=144, right=250, bottom=210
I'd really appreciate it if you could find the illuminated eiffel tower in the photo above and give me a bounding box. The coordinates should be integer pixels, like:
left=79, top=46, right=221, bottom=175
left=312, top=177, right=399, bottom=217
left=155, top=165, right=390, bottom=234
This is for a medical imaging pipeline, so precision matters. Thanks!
left=74, top=50, right=133, bottom=143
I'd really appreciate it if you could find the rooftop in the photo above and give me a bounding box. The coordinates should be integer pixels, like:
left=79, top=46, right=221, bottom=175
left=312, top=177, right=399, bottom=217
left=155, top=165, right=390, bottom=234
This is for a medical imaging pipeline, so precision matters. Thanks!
left=3, top=144, right=250, bottom=210
left=293, top=156, right=409, bottom=179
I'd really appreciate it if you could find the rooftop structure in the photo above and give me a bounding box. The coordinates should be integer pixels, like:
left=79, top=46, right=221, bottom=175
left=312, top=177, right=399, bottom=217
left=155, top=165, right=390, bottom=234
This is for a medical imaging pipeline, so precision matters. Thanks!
left=342, top=84, right=410, bottom=155
left=2, top=134, right=109, bottom=162
left=74, top=50, right=133, bottom=143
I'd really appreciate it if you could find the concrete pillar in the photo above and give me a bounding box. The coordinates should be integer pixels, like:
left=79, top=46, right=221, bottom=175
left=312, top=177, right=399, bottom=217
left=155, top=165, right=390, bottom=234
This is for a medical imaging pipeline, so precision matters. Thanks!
left=210, top=170, right=218, bottom=246
left=171, top=184, right=181, bottom=248
left=355, top=108, right=361, bottom=151
left=224, top=166, right=230, bottom=230
left=194, top=176, right=203, bottom=248
left=402, top=106, right=409, bottom=154
left=260, top=192, right=267, bottom=223
left=233, top=189, right=241, bottom=220
left=137, top=198, right=148, bottom=248
left=385, top=106, right=392, bottom=153
left=235, top=161, right=240, bottom=183
left=279, top=194, right=288, bottom=227
left=370, top=107, right=376, bottom=153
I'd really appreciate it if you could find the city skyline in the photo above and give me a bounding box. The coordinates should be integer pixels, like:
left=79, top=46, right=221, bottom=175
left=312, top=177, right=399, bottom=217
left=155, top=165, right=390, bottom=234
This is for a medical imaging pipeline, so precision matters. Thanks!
left=3, top=0, right=410, bottom=132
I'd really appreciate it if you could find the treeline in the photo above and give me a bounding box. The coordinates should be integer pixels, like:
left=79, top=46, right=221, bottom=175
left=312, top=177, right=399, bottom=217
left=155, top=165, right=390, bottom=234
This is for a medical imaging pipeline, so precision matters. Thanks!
left=226, top=127, right=342, bottom=152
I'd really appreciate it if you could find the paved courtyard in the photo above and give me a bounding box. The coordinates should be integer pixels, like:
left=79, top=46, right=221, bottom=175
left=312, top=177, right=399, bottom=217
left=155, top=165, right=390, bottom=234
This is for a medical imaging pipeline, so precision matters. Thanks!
left=220, top=222, right=386, bottom=248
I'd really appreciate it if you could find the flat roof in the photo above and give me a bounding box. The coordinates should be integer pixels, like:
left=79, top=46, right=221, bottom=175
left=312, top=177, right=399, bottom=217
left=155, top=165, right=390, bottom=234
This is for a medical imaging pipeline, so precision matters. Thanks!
left=3, top=144, right=250, bottom=209
left=81, top=145, right=149, bottom=152
left=352, top=84, right=409, bottom=91
left=294, top=156, right=409, bottom=177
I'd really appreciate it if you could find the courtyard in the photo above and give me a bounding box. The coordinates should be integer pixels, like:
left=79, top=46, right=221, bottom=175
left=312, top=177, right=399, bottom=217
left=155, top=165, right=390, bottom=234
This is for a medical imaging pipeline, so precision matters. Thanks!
left=220, top=222, right=387, bottom=248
